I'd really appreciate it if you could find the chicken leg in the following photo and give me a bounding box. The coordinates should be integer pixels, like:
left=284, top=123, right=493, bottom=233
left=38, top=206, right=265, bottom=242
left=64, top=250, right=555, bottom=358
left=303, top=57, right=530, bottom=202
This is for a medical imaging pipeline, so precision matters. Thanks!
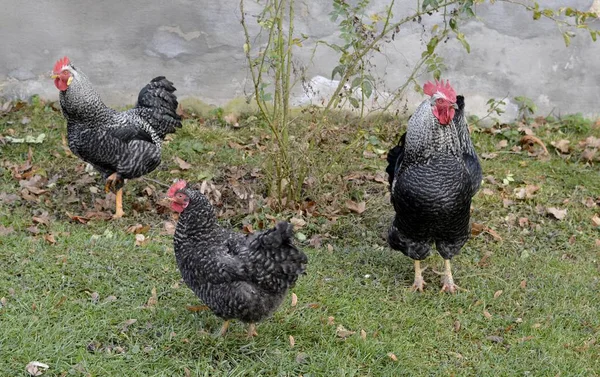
left=440, top=259, right=457, bottom=293
left=247, top=323, right=258, bottom=338
left=104, top=173, right=125, bottom=218
left=219, top=320, right=230, bottom=336
left=411, top=260, right=427, bottom=292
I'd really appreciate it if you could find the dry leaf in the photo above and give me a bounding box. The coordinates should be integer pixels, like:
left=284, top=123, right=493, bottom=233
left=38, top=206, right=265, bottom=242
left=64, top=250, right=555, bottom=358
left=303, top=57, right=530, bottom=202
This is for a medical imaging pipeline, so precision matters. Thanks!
left=346, top=200, right=366, bottom=214
left=163, top=221, right=176, bottom=236
left=360, top=329, right=367, bottom=340
left=121, top=318, right=137, bottom=332
left=43, top=234, right=56, bottom=244
left=290, top=217, right=306, bottom=230
left=520, top=135, right=549, bottom=155
left=551, top=139, right=570, bottom=154
left=336, top=324, right=355, bottom=338
left=517, top=336, right=535, bottom=343
left=481, top=152, right=498, bottom=160
left=591, top=215, right=600, bottom=227
left=453, top=320, right=461, bottom=332
left=26, top=361, right=49, bottom=376
left=495, top=140, right=508, bottom=149
left=493, top=290, right=503, bottom=299
left=127, top=224, right=151, bottom=234
left=289, top=335, right=295, bottom=348
left=327, top=316, right=335, bottom=325
left=0, top=225, right=15, bottom=236
left=185, top=305, right=209, bottom=312
left=146, top=287, right=158, bottom=307
left=486, top=335, right=504, bottom=343
left=134, top=234, right=147, bottom=246
left=448, top=351, right=464, bottom=359
left=173, top=156, right=192, bottom=170
left=483, top=309, right=492, bottom=319
left=387, top=352, right=398, bottom=361
left=547, top=207, right=567, bottom=220
left=518, top=217, right=529, bottom=228
left=532, top=323, right=541, bottom=329
left=104, top=295, right=117, bottom=303
left=327, top=244, right=334, bottom=253
left=291, top=293, right=298, bottom=307
left=581, top=148, right=597, bottom=162
left=242, top=224, right=254, bottom=234
left=520, top=279, right=527, bottom=289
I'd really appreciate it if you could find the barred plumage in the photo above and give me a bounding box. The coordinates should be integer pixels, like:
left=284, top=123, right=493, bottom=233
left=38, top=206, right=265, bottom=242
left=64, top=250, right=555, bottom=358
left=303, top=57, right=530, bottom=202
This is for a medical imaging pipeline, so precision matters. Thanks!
left=170, top=184, right=307, bottom=332
left=53, top=57, right=182, bottom=217
left=386, top=85, right=482, bottom=292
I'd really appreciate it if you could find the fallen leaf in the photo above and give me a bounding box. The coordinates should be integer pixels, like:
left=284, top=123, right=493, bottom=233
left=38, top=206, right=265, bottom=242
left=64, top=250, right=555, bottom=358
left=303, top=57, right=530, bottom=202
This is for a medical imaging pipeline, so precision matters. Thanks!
left=90, top=292, right=100, bottom=303
left=27, top=226, right=40, bottom=235
left=346, top=200, right=366, bottom=214
left=289, top=335, right=295, bottom=348
left=336, top=324, right=355, bottom=338
left=518, top=217, right=529, bottom=228
left=43, top=234, right=56, bottom=244
left=454, top=320, right=461, bottom=332
left=146, top=287, right=158, bottom=307
left=134, top=234, right=147, bottom=246
left=495, top=140, right=508, bottom=149
left=127, top=224, right=151, bottom=234
left=448, top=351, right=464, bottom=359
left=104, top=295, right=117, bottom=303
left=483, top=309, right=492, bottom=319
left=291, top=293, right=298, bottom=307
left=387, top=352, right=398, bottom=361
left=551, top=139, right=570, bottom=154
left=591, top=215, right=600, bottom=227
left=481, top=152, right=498, bottom=160
left=486, top=335, right=504, bottom=343
left=0, top=225, right=15, bottom=236
left=295, top=352, right=309, bottom=364
left=520, top=135, right=549, bottom=156
left=0, top=192, right=20, bottom=204
left=520, top=279, right=527, bottom=289
left=360, top=329, right=367, bottom=340
left=25, top=361, right=49, bottom=376
left=493, top=290, right=503, bottom=299
left=547, top=207, right=567, bottom=220
left=185, top=305, right=209, bottom=312
left=290, top=217, right=306, bottom=230
left=173, top=156, right=192, bottom=170
left=327, top=316, right=335, bottom=325
left=517, top=336, right=535, bottom=343
left=242, top=224, right=254, bottom=234
left=121, top=318, right=137, bottom=332
left=581, top=148, right=597, bottom=162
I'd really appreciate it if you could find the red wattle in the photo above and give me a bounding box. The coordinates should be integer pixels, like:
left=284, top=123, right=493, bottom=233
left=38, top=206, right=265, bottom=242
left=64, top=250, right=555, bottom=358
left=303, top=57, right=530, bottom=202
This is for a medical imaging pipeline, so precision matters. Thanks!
left=55, top=78, right=68, bottom=91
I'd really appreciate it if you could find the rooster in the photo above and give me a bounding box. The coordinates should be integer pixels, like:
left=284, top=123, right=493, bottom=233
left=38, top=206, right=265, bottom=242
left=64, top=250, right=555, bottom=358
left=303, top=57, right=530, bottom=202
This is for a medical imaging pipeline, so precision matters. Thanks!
left=167, top=180, right=308, bottom=337
left=386, top=80, right=481, bottom=293
left=51, top=56, right=182, bottom=218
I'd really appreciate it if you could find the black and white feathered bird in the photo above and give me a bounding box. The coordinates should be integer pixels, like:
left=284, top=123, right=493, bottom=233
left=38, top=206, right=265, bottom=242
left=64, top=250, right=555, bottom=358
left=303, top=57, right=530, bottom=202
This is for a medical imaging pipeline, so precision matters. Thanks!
left=386, top=80, right=481, bottom=293
left=52, top=56, right=181, bottom=218
left=167, top=180, right=308, bottom=337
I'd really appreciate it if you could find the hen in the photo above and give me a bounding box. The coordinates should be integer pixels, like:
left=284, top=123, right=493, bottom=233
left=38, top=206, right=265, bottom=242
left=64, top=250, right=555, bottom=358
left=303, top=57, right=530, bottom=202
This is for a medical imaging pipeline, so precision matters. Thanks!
left=386, top=80, right=481, bottom=293
left=52, top=56, right=181, bottom=218
left=167, top=180, right=307, bottom=337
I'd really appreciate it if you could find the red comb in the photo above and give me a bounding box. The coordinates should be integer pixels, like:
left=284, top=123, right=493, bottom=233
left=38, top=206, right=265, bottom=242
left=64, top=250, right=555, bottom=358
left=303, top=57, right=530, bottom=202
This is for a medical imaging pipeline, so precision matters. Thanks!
left=423, top=80, right=457, bottom=103
left=167, top=180, right=187, bottom=197
left=53, top=56, right=70, bottom=74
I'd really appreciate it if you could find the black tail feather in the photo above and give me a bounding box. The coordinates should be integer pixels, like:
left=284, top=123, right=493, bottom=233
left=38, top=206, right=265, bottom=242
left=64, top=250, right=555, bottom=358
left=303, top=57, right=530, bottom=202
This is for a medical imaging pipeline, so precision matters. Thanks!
left=136, top=76, right=182, bottom=139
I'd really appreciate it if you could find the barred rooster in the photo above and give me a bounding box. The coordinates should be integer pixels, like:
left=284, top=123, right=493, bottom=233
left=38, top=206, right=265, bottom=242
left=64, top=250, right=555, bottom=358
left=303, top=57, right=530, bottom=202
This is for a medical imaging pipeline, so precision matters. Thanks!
left=168, top=180, right=307, bottom=337
left=386, top=80, right=481, bottom=293
left=52, top=56, right=181, bottom=218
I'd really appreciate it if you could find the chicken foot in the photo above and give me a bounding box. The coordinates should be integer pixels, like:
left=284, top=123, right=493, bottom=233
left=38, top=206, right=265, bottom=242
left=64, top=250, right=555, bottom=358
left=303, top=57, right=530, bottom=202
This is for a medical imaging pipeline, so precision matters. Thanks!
left=247, top=323, right=258, bottom=338
left=411, top=260, right=427, bottom=292
left=104, top=173, right=125, bottom=218
left=218, top=320, right=231, bottom=337
left=437, top=259, right=462, bottom=294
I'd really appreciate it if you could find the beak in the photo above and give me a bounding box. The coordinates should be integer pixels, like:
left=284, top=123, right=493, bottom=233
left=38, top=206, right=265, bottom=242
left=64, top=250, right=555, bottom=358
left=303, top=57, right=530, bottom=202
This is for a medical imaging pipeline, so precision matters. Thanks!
left=51, top=74, right=58, bottom=79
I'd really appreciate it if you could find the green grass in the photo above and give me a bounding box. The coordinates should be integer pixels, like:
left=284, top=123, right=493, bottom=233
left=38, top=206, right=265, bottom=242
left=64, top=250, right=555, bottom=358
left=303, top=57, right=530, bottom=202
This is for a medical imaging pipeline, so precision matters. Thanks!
left=1, top=100, right=599, bottom=376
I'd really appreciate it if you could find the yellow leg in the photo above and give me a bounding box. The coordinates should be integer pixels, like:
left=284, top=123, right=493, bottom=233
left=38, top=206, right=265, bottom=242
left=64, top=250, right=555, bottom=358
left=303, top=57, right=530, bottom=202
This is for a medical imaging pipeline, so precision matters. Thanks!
left=104, top=172, right=118, bottom=193
left=113, top=188, right=124, bottom=219
left=219, top=320, right=230, bottom=337
left=411, top=260, right=427, bottom=292
left=440, top=259, right=457, bottom=294
left=247, top=323, right=258, bottom=338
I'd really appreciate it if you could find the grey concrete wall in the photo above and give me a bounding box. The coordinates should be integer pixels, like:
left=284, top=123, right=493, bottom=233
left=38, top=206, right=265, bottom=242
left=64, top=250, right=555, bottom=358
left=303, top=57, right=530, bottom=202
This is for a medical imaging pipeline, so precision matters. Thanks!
left=1, top=0, right=598, bottom=120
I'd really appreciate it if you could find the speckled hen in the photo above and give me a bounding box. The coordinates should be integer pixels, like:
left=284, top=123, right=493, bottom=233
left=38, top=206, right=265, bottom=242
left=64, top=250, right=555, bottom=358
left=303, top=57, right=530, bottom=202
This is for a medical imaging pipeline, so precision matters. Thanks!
left=51, top=56, right=181, bottom=218
left=386, top=80, right=482, bottom=293
left=167, top=180, right=307, bottom=337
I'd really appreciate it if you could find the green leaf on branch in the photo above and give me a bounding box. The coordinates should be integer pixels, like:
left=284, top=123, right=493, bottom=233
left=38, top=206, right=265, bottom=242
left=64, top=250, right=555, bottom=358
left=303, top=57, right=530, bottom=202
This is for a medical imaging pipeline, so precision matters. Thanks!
left=331, top=65, right=345, bottom=80
left=362, top=80, right=373, bottom=99
left=457, top=32, right=471, bottom=53
left=348, top=97, right=360, bottom=108
left=563, top=32, right=571, bottom=47
left=427, top=36, right=439, bottom=55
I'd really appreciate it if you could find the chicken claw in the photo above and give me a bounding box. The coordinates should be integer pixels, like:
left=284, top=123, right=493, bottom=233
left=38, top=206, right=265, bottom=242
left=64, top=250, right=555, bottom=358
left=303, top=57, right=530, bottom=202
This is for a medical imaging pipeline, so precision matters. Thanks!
left=247, top=323, right=258, bottom=338
left=104, top=173, right=124, bottom=194
left=411, top=260, right=427, bottom=292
